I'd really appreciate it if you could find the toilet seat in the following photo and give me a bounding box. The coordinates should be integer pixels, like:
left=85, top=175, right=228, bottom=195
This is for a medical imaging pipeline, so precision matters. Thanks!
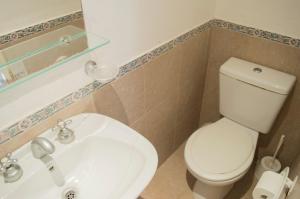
left=185, top=118, right=258, bottom=184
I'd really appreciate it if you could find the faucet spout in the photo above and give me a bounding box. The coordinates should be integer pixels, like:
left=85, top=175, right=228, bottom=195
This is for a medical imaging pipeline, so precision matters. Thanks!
left=31, top=137, right=55, bottom=159
left=40, top=154, right=54, bottom=166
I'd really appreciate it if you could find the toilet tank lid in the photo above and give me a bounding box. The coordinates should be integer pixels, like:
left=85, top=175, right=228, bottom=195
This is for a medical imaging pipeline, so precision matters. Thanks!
left=220, top=57, right=296, bottom=94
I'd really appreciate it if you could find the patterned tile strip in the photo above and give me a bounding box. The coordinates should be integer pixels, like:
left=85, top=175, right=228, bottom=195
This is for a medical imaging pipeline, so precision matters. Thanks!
left=119, top=21, right=211, bottom=76
left=211, top=19, right=300, bottom=48
left=0, top=81, right=104, bottom=144
left=0, top=11, right=83, bottom=46
left=1, top=19, right=300, bottom=144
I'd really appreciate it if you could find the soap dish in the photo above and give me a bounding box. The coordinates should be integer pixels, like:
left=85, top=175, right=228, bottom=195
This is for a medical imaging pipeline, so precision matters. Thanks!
left=85, top=60, right=119, bottom=83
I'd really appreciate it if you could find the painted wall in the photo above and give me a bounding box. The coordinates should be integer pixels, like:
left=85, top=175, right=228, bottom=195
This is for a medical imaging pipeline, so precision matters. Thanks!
left=81, top=0, right=215, bottom=67
left=0, top=0, right=81, bottom=35
left=214, top=0, right=300, bottom=38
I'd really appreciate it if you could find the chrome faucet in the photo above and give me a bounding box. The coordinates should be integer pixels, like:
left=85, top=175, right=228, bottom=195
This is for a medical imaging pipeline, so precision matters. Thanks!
left=0, top=153, right=23, bottom=183
left=31, top=137, right=65, bottom=186
left=31, top=137, right=55, bottom=160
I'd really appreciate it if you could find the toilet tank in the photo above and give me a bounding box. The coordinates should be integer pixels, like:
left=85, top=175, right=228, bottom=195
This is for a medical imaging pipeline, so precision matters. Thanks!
left=219, top=58, right=296, bottom=134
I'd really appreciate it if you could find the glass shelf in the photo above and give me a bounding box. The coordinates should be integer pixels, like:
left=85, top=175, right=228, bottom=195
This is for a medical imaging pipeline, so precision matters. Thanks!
left=0, top=28, right=109, bottom=93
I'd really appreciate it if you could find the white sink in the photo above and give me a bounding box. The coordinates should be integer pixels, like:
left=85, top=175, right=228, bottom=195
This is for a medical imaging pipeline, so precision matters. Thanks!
left=0, top=113, right=158, bottom=199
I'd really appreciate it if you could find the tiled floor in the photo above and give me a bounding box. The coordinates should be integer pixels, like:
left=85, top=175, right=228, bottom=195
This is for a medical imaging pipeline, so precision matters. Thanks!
left=141, top=143, right=257, bottom=199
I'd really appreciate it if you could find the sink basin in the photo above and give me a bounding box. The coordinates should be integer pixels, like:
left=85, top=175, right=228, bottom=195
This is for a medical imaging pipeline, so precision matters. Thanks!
left=0, top=113, right=158, bottom=199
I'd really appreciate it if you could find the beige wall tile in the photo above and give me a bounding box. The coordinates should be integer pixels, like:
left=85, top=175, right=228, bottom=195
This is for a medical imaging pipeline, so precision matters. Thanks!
left=200, top=27, right=300, bottom=166
left=174, top=107, right=200, bottom=150
left=144, top=50, right=181, bottom=111
left=174, top=30, right=210, bottom=148
left=143, top=96, right=178, bottom=166
left=141, top=30, right=210, bottom=165
left=112, top=67, right=145, bottom=125
left=130, top=115, right=148, bottom=139
left=93, top=84, right=129, bottom=125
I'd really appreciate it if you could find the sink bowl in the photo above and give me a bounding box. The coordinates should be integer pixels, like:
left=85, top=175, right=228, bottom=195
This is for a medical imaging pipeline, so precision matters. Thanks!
left=0, top=113, right=158, bottom=199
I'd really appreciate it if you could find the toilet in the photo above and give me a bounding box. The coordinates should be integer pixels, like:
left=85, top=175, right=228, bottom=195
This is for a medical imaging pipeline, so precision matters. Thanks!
left=184, top=57, right=296, bottom=199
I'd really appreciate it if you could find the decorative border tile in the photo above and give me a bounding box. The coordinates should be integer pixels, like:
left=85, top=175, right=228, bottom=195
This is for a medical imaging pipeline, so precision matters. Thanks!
left=119, top=21, right=211, bottom=76
left=0, top=11, right=83, bottom=46
left=0, top=81, right=104, bottom=144
left=1, top=19, right=300, bottom=144
left=211, top=19, right=300, bottom=48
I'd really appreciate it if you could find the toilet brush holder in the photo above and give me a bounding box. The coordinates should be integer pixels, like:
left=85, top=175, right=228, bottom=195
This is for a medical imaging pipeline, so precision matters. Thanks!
left=255, top=156, right=281, bottom=179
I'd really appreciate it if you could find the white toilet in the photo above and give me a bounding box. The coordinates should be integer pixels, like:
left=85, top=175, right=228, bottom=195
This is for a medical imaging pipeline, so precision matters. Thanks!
left=184, top=57, right=296, bottom=199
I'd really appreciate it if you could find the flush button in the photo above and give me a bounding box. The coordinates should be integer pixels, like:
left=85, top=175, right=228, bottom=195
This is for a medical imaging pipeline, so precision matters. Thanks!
left=253, top=67, right=262, bottom=73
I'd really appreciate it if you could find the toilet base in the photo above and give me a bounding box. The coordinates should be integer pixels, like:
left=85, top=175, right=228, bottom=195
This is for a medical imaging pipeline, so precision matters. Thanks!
left=192, top=180, right=233, bottom=199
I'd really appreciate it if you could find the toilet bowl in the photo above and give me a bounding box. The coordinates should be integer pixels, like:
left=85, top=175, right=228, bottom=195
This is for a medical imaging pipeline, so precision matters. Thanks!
left=185, top=118, right=258, bottom=199
left=183, top=57, right=296, bottom=199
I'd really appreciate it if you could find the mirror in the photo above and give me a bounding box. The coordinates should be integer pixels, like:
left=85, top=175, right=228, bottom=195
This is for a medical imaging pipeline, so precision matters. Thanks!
left=0, top=0, right=88, bottom=91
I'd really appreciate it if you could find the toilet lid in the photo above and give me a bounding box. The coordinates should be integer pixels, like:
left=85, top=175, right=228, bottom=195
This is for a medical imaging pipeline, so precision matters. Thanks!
left=188, top=118, right=256, bottom=175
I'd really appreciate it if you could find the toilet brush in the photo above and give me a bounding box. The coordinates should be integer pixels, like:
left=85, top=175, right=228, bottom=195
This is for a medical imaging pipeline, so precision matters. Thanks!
left=270, top=134, right=285, bottom=168
left=255, top=135, right=285, bottom=179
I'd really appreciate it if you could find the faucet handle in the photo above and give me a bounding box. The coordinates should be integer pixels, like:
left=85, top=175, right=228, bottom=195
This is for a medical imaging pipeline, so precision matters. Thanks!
left=1, top=153, right=12, bottom=165
left=0, top=153, right=23, bottom=183
left=1, top=153, right=11, bottom=162
left=0, top=153, right=18, bottom=172
left=53, top=119, right=72, bottom=132
left=53, top=119, right=75, bottom=144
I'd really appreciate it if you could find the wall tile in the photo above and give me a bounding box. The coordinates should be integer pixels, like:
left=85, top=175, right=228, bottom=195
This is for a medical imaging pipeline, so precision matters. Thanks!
left=144, top=50, right=181, bottom=111
left=174, top=30, right=210, bottom=148
left=93, top=84, right=129, bottom=125
left=130, top=30, right=210, bottom=165
left=174, top=108, right=200, bottom=150
left=143, top=96, right=178, bottom=166
left=130, top=115, right=148, bottom=139
left=112, top=67, right=145, bottom=125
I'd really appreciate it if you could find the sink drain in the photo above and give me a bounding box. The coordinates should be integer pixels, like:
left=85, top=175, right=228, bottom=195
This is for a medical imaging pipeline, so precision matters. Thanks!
left=62, top=187, right=79, bottom=199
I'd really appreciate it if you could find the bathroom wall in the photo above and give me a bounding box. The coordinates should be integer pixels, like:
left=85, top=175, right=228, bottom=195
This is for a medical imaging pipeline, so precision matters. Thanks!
left=81, top=0, right=215, bottom=67
left=0, top=0, right=214, bottom=165
left=0, top=0, right=215, bottom=129
left=214, top=0, right=300, bottom=38
left=93, top=30, right=210, bottom=165
left=0, top=29, right=210, bottom=166
left=0, top=0, right=81, bottom=35
left=1, top=0, right=299, bottom=169
left=200, top=27, right=300, bottom=166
